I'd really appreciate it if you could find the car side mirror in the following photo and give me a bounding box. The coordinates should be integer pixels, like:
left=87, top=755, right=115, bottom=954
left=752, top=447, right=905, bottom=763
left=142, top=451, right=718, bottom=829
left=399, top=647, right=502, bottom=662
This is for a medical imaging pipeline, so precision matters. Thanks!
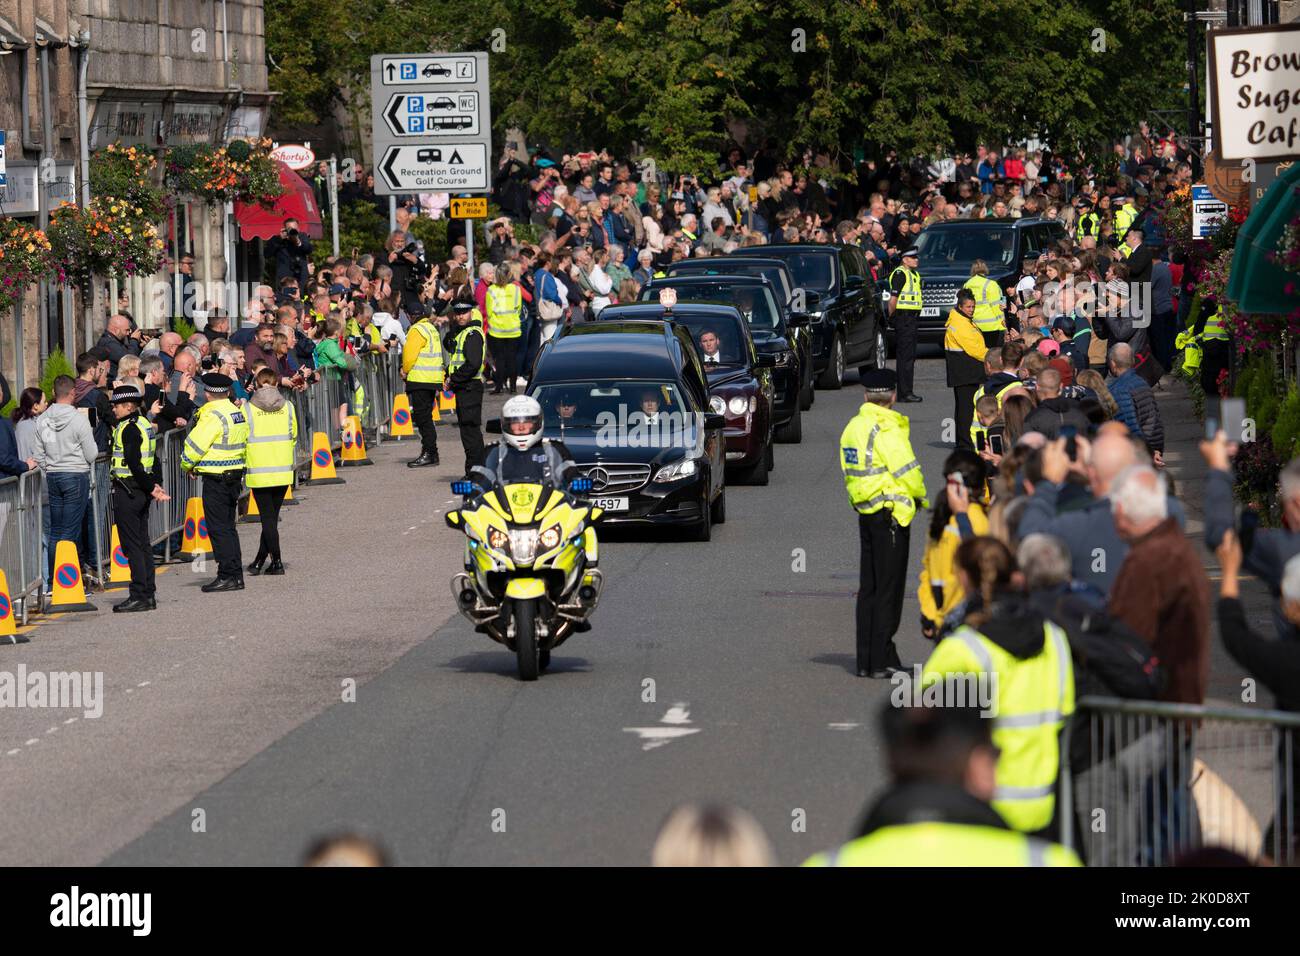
left=798, top=290, right=822, bottom=310
left=787, top=313, right=810, bottom=327
left=755, top=353, right=777, bottom=368
left=704, top=413, right=726, bottom=430
left=485, top=418, right=502, bottom=434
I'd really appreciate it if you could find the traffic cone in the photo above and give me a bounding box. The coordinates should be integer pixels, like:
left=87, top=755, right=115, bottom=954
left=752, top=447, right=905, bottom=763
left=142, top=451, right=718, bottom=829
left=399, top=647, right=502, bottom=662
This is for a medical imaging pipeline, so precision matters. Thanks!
left=0, top=569, right=17, bottom=637
left=306, top=431, right=345, bottom=485
left=105, top=527, right=132, bottom=589
left=391, top=393, right=415, bottom=438
left=240, top=489, right=261, bottom=524
left=50, top=540, right=97, bottom=612
left=439, top=385, right=456, bottom=414
left=339, top=415, right=374, bottom=466
left=176, top=497, right=213, bottom=561
left=283, top=482, right=299, bottom=506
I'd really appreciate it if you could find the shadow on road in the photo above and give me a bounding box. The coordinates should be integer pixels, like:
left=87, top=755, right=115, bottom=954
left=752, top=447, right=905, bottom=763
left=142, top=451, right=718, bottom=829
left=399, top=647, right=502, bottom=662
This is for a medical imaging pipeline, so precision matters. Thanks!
left=809, top=652, right=859, bottom=675
left=440, top=650, right=593, bottom=679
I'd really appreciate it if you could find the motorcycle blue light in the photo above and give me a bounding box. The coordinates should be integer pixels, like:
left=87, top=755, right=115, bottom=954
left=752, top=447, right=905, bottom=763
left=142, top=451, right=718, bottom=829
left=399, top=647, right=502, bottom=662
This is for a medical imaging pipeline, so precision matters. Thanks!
left=452, top=480, right=474, bottom=495
left=569, top=477, right=593, bottom=493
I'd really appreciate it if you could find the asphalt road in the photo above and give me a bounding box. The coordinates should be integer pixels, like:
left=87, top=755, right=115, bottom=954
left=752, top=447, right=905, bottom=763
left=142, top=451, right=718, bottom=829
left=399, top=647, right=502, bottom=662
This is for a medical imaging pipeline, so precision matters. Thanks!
left=0, top=351, right=1258, bottom=866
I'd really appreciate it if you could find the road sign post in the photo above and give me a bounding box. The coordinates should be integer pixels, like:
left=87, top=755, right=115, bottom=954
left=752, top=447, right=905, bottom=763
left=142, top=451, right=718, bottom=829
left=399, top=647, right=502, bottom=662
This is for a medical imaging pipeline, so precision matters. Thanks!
left=370, top=53, right=491, bottom=196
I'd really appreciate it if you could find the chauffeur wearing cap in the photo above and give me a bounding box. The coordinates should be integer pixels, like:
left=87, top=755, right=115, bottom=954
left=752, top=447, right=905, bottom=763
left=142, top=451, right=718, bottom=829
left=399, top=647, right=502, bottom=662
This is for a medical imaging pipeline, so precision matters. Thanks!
left=180, top=372, right=250, bottom=592
left=109, top=384, right=170, bottom=612
left=839, top=367, right=927, bottom=678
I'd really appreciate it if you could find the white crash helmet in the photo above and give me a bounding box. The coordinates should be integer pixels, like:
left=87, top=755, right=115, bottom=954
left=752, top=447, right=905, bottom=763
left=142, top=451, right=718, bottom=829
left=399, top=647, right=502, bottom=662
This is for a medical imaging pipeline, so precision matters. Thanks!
left=501, top=395, right=544, bottom=452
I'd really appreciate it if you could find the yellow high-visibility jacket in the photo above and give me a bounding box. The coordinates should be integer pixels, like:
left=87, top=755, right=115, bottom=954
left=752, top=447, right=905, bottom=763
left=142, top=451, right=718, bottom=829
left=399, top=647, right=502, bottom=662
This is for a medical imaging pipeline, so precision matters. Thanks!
left=918, top=504, right=989, bottom=628
left=839, top=401, right=927, bottom=527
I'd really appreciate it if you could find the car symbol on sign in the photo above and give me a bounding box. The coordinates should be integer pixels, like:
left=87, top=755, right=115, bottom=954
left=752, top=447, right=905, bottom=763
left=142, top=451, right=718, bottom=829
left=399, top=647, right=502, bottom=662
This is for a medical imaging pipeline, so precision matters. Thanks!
left=416, top=148, right=442, bottom=164
left=422, top=64, right=452, bottom=78
left=430, top=97, right=456, bottom=111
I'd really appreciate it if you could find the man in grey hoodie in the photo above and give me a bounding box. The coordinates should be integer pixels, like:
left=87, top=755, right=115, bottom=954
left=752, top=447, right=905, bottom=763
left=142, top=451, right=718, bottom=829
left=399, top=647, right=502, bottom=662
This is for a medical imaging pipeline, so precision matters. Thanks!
left=34, top=375, right=99, bottom=583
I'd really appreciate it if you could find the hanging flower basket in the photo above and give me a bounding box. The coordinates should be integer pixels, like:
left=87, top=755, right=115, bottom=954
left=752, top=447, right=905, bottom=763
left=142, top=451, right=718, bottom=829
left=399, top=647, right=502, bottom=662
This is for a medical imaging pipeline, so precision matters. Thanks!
left=90, top=142, right=166, bottom=220
left=0, top=218, right=55, bottom=312
left=164, top=138, right=285, bottom=207
left=47, top=199, right=166, bottom=286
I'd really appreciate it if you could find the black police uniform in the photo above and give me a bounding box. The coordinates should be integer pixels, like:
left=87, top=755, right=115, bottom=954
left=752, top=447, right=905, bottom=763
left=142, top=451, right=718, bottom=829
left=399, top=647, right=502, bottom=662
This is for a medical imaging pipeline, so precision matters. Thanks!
left=110, top=401, right=162, bottom=610
left=889, top=258, right=921, bottom=400
left=445, top=319, right=487, bottom=473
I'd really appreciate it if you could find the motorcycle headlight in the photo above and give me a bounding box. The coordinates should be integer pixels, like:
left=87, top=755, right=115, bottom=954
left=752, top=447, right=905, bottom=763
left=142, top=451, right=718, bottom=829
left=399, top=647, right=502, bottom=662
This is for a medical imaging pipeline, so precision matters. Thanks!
left=727, top=396, right=749, bottom=416
left=508, top=529, right=539, bottom=565
left=653, top=458, right=697, bottom=483
left=539, top=523, right=562, bottom=551
left=487, top=528, right=509, bottom=552
left=709, top=395, right=726, bottom=415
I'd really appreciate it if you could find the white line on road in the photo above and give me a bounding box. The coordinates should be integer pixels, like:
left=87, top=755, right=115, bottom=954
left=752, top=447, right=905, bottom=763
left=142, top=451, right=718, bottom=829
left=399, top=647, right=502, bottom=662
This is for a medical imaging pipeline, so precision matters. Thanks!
left=46, top=726, right=58, bottom=735
left=24, top=738, right=38, bottom=746
left=828, top=722, right=860, bottom=731
left=624, top=702, right=701, bottom=751
left=63, top=717, right=77, bottom=725
left=6, top=749, right=19, bottom=756
left=137, top=681, right=151, bottom=687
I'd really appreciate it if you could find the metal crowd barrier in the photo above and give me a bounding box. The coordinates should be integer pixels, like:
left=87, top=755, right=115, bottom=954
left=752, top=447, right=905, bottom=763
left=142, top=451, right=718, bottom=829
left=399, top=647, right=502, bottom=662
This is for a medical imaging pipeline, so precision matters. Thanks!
left=1061, top=696, right=1300, bottom=866
left=0, top=470, right=45, bottom=623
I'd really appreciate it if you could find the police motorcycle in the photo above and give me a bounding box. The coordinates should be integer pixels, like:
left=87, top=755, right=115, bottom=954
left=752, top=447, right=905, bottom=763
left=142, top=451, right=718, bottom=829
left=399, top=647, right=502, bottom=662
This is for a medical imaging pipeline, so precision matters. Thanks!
left=445, top=397, right=605, bottom=681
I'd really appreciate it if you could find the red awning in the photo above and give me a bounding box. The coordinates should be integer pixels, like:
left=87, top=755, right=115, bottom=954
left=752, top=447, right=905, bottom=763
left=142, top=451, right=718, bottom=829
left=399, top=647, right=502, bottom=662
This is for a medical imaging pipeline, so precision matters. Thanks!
left=233, top=162, right=324, bottom=241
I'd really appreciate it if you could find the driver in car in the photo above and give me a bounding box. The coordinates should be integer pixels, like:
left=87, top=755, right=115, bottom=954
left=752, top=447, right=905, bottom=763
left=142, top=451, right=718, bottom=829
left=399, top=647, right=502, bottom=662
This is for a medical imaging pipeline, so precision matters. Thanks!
left=554, top=391, right=580, bottom=421
left=734, top=289, right=757, bottom=325
left=700, top=330, right=724, bottom=364
left=471, top=395, right=578, bottom=488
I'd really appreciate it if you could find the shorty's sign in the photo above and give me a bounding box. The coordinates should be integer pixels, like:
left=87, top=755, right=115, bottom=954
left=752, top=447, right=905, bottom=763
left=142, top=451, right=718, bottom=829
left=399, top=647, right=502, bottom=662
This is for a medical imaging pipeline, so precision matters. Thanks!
left=1210, top=24, right=1300, bottom=163
left=270, top=144, right=316, bottom=170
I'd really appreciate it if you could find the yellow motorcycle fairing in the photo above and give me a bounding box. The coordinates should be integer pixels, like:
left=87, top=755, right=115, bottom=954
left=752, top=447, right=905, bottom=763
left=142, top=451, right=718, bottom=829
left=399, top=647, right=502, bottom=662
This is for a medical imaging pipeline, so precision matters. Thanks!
left=505, top=578, right=547, bottom=599
left=453, top=482, right=597, bottom=574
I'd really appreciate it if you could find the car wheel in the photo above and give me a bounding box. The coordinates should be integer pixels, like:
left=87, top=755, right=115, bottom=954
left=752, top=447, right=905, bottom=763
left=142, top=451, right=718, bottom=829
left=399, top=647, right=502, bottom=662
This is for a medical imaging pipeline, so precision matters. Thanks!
left=817, top=335, right=844, bottom=390
left=694, top=489, right=713, bottom=542
left=710, top=483, right=727, bottom=524
left=874, top=326, right=890, bottom=368
left=735, top=447, right=769, bottom=485
left=774, top=405, right=802, bottom=444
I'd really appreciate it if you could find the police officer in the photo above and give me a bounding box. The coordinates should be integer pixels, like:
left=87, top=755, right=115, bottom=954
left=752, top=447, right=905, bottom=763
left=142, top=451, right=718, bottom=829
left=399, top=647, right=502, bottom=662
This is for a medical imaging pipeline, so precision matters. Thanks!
left=1074, top=197, right=1099, bottom=246
left=485, top=263, right=523, bottom=395
left=803, top=702, right=1081, bottom=866
left=472, top=395, right=578, bottom=489
left=1196, top=294, right=1231, bottom=397
left=244, top=366, right=298, bottom=576
left=840, top=367, right=927, bottom=678
left=181, top=372, right=249, bottom=592
left=109, top=384, right=170, bottom=612
left=401, top=302, right=446, bottom=468
left=444, top=299, right=488, bottom=473
left=888, top=248, right=923, bottom=403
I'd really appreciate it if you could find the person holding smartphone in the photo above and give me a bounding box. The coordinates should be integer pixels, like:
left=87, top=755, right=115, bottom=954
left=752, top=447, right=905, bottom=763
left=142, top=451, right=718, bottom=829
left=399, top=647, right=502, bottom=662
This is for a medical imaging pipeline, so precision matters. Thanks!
left=918, top=451, right=989, bottom=642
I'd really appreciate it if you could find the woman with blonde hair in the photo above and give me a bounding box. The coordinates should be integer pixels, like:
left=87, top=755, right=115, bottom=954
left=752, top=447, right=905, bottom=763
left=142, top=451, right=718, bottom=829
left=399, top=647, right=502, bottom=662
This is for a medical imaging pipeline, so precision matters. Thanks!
left=651, top=803, right=775, bottom=867
left=1077, top=368, right=1118, bottom=421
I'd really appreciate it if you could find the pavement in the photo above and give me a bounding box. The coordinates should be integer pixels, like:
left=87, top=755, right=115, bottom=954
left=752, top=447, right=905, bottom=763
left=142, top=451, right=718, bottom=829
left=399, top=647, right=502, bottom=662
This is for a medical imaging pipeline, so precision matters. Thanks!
left=0, top=353, right=1269, bottom=866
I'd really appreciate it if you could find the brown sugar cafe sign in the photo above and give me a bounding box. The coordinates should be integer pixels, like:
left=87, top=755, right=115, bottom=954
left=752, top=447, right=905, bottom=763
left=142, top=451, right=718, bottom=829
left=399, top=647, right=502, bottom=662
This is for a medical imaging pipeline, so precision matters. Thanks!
left=1211, top=23, right=1300, bottom=163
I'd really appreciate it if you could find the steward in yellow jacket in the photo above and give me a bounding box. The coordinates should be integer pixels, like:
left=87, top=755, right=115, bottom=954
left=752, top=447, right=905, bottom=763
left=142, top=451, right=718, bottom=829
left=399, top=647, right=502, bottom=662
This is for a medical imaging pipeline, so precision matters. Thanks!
left=840, top=367, right=926, bottom=678
left=944, top=289, right=987, bottom=452
left=804, top=700, right=1081, bottom=867
left=401, top=305, right=446, bottom=468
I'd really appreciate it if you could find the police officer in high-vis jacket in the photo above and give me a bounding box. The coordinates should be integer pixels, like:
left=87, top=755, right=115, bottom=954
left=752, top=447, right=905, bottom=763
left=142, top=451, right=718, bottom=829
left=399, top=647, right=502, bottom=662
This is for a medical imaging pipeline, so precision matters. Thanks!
left=181, top=373, right=249, bottom=592
left=401, top=302, right=446, bottom=468
left=109, top=384, right=169, bottom=612
left=803, top=702, right=1081, bottom=867
left=888, top=248, right=924, bottom=403
left=445, top=298, right=488, bottom=473
left=840, top=367, right=927, bottom=678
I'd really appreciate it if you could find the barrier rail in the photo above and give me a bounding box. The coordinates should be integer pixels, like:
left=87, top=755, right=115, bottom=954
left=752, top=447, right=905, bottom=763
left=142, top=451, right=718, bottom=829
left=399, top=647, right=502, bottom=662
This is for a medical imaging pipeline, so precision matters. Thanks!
left=0, top=470, right=45, bottom=623
left=1060, top=696, right=1300, bottom=866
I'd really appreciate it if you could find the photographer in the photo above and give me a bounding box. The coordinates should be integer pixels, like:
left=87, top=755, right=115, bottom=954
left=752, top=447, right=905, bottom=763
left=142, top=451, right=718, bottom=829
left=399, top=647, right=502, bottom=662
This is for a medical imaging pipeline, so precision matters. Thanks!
left=386, top=229, right=429, bottom=316
left=265, top=217, right=313, bottom=289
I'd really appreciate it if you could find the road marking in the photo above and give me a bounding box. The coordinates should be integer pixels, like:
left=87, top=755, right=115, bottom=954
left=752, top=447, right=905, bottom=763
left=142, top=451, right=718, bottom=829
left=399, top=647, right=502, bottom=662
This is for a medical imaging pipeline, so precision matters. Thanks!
left=828, top=722, right=860, bottom=731
left=24, top=738, right=38, bottom=746
left=6, top=749, right=19, bottom=756
left=63, top=717, right=77, bottom=725
left=623, top=702, right=701, bottom=751
left=137, top=681, right=151, bottom=687
left=46, top=726, right=58, bottom=735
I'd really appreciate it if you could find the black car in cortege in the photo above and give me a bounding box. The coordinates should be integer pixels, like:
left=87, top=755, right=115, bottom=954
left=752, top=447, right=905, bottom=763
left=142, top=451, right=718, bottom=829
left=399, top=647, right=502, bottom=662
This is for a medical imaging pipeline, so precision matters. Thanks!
left=526, top=322, right=729, bottom=541
left=640, top=274, right=807, bottom=443
left=732, top=243, right=886, bottom=389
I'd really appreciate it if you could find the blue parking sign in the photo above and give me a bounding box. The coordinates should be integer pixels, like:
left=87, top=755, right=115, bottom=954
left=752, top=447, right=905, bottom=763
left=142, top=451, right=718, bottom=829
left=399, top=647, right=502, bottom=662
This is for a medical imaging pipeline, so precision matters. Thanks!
left=408, top=95, right=423, bottom=113
left=400, top=63, right=416, bottom=80
left=409, top=116, right=425, bottom=133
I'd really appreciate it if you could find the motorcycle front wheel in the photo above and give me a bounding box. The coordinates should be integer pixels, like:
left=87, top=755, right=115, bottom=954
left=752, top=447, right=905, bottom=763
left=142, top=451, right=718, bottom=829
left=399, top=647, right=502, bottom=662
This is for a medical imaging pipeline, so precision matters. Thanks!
left=513, top=599, right=540, bottom=681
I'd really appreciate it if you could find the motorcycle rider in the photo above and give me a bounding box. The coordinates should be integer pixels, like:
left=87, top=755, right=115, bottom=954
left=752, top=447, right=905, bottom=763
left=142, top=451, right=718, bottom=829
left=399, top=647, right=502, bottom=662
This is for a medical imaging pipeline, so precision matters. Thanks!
left=470, top=395, right=577, bottom=489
